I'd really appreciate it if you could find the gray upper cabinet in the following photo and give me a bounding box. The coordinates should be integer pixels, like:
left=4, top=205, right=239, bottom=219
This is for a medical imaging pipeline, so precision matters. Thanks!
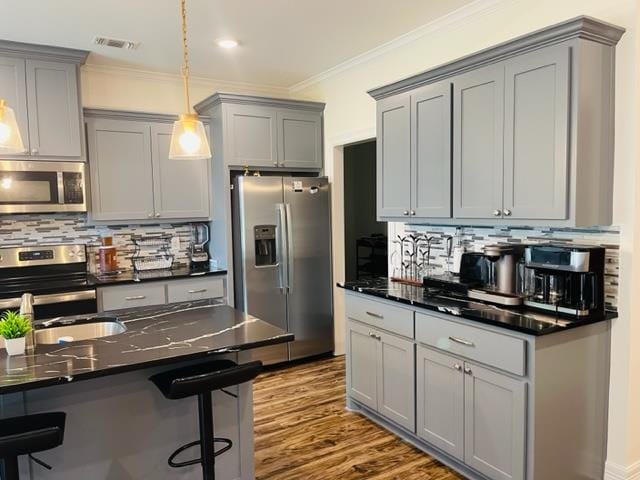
left=416, top=345, right=464, bottom=460
left=151, top=123, right=210, bottom=219
left=412, top=82, right=452, bottom=218
left=453, top=64, right=504, bottom=219
left=376, top=93, right=411, bottom=218
left=346, top=320, right=378, bottom=411
left=225, top=104, right=278, bottom=168
left=0, top=42, right=87, bottom=161
left=0, top=56, right=29, bottom=150
left=369, top=17, right=623, bottom=227
left=25, top=60, right=82, bottom=158
left=277, top=110, right=322, bottom=169
left=464, top=362, right=526, bottom=480
left=87, top=118, right=155, bottom=221
left=86, top=110, right=211, bottom=223
left=503, top=46, right=570, bottom=221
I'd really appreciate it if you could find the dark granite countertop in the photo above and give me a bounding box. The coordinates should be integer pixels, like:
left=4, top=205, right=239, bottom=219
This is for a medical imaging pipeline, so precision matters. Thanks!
left=0, top=301, right=292, bottom=394
left=338, top=277, right=615, bottom=336
left=88, top=265, right=227, bottom=287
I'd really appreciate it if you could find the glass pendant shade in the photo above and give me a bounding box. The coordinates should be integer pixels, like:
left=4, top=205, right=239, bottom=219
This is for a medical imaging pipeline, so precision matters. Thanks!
left=0, top=99, right=26, bottom=154
left=169, top=113, right=211, bottom=160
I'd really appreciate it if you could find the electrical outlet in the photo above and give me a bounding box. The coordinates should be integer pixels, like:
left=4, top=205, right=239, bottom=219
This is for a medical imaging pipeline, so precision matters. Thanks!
left=171, top=237, right=180, bottom=253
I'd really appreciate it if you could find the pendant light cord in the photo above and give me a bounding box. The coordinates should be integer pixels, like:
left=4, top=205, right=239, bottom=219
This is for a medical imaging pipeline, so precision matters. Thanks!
left=180, top=0, right=191, bottom=114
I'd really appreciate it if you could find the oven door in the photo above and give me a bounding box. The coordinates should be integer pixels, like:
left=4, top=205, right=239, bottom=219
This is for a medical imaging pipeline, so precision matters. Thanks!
left=0, top=160, right=86, bottom=213
left=0, top=290, right=97, bottom=320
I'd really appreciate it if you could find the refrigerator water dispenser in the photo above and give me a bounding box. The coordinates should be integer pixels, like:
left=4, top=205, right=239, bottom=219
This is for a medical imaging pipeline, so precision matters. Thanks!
left=254, top=225, right=276, bottom=266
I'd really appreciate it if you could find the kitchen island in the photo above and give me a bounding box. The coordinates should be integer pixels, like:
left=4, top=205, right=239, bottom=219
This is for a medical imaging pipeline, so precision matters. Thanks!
left=0, top=300, right=293, bottom=480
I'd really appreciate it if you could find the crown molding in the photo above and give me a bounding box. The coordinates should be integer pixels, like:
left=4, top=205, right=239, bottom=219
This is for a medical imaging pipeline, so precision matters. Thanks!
left=0, top=40, right=89, bottom=64
left=194, top=92, right=325, bottom=114
left=83, top=108, right=209, bottom=124
left=81, top=63, right=290, bottom=97
left=605, top=460, right=640, bottom=480
left=368, top=15, right=625, bottom=100
left=288, top=0, right=507, bottom=93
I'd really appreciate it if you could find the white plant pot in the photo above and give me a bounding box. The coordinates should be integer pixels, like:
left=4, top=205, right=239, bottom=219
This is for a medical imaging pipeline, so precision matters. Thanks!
left=4, top=337, right=26, bottom=356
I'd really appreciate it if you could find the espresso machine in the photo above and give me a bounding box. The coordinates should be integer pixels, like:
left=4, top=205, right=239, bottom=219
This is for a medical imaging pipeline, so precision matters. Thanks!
left=189, top=223, right=210, bottom=268
left=520, top=244, right=605, bottom=316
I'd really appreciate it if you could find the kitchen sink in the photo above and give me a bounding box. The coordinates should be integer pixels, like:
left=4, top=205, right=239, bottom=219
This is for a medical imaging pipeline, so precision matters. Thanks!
left=35, top=318, right=127, bottom=345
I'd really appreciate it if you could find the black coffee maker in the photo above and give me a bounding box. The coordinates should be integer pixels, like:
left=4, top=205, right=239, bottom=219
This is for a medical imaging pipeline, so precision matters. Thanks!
left=520, top=244, right=605, bottom=316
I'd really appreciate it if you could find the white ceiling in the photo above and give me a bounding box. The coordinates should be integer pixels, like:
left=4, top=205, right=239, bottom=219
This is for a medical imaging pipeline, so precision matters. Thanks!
left=0, top=0, right=474, bottom=88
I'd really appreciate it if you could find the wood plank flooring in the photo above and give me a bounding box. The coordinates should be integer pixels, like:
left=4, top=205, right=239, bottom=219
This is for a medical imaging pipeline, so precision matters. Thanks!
left=254, top=356, right=464, bottom=480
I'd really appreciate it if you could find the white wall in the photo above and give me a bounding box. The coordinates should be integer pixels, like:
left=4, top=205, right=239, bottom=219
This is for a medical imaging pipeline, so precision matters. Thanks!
left=290, top=0, right=639, bottom=475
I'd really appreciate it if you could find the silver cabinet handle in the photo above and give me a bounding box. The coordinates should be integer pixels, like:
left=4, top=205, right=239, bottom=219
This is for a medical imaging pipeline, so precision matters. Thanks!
left=493, top=209, right=501, bottom=217
left=368, top=332, right=381, bottom=340
left=125, top=295, right=146, bottom=301
left=188, top=288, right=207, bottom=294
left=155, top=213, right=161, bottom=218
left=453, top=363, right=462, bottom=371
left=147, top=213, right=153, bottom=218
left=410, top=210, right=416, bottom=216
left=449, top=336, right=475, bottom=347
left=31, top=147, right=39, bottom=155
left=365, top=311, right=384, bottom=319
left=503, top=209, right=512, bottom=216
left=403, top=210, right=409, bottom=216
left=464, top=366, right=473, bottom=375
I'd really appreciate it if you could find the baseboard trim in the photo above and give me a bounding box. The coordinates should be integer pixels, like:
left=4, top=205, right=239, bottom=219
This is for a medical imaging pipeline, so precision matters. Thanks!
left=605, top=460, right=640, bottom=480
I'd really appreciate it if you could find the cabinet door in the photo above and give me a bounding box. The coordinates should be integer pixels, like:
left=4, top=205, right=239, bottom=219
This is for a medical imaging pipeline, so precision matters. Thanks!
left=151, top=123, right=211, bottom=219
left=225, top=104, right=278, bottom=168
left=87, top=118, right=155, bottom=221
left=411, top=82, right=452, bottom=218
left=453, top=64, right=504, bottom=219
left=464, top=362, right=526, bottom=480
left=416, top=345, right=464, bottom=460
left=277, top=110, right=322, bottom=169
left=0, top=56, right=29, bottom=155
left=377, top=93, right=411, bottom=218
left=503, top=46, right=570, bottom=220
left=377, top=330, right=415, bottom=431
left=25, top=60, right=82, bottom=158
left=346, top=321, right=378, bottom=411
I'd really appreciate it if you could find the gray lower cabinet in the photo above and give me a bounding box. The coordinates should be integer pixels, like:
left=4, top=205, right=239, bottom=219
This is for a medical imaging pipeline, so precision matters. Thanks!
left=452, top=63, right=504, bottom=219
left=464, top=361, right=526, bottom=480
left=225, top=103, right=278, bottom=168
left=346, top=320, right=415, bottom=431
left=376, top=93, right=411, bottom=218
left=86, top=110, right=211, bottom=222
left=277, top=110, right=322, bottom=169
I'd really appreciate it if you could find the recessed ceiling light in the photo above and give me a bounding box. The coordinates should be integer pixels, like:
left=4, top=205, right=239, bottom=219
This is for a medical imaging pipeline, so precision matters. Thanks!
left=217, top=39, right=238, bottom=49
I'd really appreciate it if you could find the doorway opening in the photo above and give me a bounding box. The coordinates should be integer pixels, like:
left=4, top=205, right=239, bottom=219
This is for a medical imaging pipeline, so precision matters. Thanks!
left=343, top=140, right=387, bottom=282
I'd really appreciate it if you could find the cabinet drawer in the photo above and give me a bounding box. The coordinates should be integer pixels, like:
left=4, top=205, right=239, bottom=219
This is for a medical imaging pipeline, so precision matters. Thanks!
left=415, top=311, right=526, bottom=376
left=99, top=283, right=166, bottom=311
left=346, top=293, right=414, bottom=338
left=167, top=277, right=225, bottom=303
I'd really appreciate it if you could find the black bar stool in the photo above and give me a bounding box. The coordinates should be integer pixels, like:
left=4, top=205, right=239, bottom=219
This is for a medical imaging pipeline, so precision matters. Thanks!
left=0, top=412, right=66, bottom=480
left=150, top=359, right=262, bottom=480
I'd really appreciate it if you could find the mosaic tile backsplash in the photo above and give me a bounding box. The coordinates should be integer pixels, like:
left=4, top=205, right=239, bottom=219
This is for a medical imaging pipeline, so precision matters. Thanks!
left=0, top=214, right=197, bottom=273
left=390, top=223, right=620, bottom=310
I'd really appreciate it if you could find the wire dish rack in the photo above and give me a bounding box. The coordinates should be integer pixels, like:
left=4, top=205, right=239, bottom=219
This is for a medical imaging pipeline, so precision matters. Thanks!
left=130, top=234, right=174, bottom=272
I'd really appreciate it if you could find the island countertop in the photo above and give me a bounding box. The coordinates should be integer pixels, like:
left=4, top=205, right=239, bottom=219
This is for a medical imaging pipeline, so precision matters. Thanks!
left=0, top=301, right=292, bottom=395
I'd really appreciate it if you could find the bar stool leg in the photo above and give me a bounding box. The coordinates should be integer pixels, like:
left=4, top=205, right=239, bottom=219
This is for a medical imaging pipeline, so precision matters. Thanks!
left=197, top=392, right=215, bottom=480
left=2, top=457, right=20, bottom=480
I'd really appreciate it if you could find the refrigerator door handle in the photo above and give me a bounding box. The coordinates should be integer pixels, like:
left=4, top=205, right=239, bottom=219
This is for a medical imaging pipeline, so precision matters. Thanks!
left=285, top=203, right=294, bottom=292
left=275, top=203, right=289, bottom=292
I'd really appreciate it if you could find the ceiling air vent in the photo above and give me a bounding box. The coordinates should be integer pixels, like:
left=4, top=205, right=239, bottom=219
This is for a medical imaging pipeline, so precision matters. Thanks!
left=93, top=36, right=140, bottom=50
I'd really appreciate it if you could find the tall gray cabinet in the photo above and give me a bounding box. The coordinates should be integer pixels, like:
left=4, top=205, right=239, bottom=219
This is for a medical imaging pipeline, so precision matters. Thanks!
left=0, top=41, right=88, bottom=160
left=369, top=16, right=624, bottom=227
left=85, top=109, right=211, bottom=223
left=194, top=93, right=325, bottom=305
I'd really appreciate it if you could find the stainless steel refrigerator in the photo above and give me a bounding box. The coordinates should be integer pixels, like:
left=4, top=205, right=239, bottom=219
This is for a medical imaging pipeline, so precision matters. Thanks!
left=232, top=176, right=333, bottom=364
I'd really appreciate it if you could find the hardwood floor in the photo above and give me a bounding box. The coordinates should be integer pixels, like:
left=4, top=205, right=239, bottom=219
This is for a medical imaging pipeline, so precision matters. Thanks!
left=254, top=356, right=464, bottom=480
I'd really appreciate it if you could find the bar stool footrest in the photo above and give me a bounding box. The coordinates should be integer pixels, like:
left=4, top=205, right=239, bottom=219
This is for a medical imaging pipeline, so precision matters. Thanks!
left=168, top=437, right=233, bottom=468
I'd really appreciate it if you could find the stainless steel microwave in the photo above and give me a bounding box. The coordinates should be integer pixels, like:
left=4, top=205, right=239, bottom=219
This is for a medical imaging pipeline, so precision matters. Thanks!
left=0, top=160, right=86, bottom=213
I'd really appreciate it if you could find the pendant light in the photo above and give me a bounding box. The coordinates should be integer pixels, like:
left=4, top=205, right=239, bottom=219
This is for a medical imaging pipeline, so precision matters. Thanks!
left=0, top=99, right=26, bottom=154
left=169, top=0, right=211, bottom=160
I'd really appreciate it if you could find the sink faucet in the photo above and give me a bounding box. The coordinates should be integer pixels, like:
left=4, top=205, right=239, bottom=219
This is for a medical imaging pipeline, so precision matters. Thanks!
left=19, top=293, right=36, bottom=351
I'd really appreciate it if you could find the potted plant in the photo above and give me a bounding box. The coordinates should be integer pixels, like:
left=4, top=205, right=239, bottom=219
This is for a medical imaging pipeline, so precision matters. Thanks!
left=0, top=310, right=32, bottom=356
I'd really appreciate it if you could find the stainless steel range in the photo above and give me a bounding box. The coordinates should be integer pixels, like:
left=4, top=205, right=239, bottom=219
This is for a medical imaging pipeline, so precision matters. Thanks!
left=0, top=244, right=96, bottom=320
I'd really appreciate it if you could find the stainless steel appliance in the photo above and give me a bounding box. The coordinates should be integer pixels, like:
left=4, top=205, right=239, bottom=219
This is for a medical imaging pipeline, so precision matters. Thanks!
left=0, top=160, right=86, bottom=213
left=0, top=245, right=97, bottom=320
left=521, top=244, right=605, bottom=316
left=232, top=176, right=333, bottom=364
left=189, top=223, right=210, bottom=267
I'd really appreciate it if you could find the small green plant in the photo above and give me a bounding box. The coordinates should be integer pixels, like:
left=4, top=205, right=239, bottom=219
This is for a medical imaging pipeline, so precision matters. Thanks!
left=0, top=311, right=32, bottom=340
